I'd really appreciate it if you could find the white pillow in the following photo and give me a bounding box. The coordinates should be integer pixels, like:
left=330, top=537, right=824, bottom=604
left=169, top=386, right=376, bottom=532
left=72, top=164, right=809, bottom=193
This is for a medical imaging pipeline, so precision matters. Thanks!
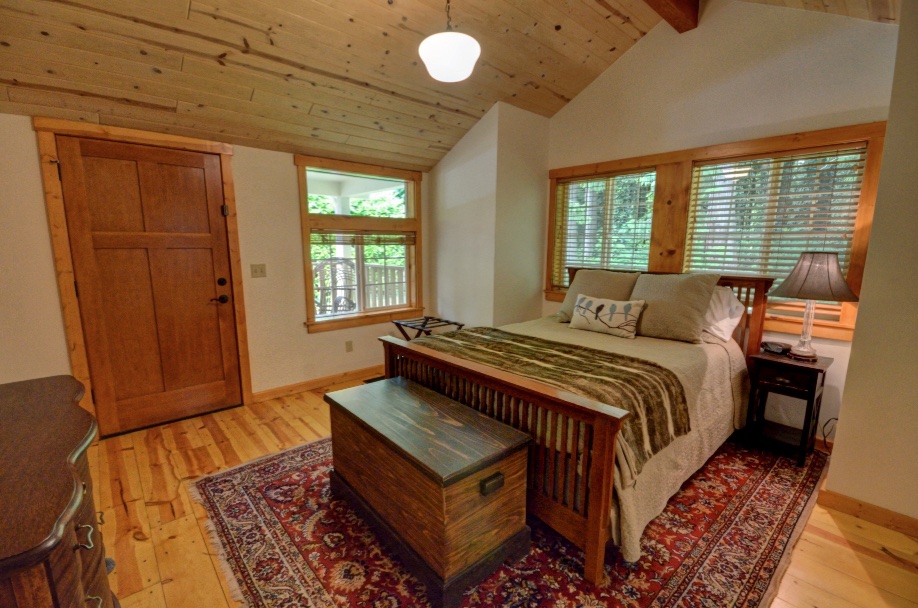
left=703, top=286, right=745, bottom=342
left=570, top=294, right=645, bottom=339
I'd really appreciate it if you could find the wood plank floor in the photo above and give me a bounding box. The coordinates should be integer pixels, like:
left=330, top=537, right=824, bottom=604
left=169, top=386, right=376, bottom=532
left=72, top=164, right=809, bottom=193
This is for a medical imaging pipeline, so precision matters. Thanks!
left=88, top=374, right=918, bottom=608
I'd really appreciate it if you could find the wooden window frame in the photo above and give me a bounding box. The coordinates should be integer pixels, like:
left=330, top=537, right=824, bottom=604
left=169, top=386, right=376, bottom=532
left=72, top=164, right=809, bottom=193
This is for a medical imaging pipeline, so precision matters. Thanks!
left=545, top=122, right=886, bottom=341
left=295, top=154, right=424, bottom=333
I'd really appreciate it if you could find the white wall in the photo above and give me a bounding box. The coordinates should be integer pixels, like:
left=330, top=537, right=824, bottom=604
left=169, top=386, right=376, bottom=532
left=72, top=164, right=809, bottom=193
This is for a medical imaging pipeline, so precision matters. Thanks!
left=232, top=145, right=398, bottom=393
left=545, top=0, right=898, bottom=437
left=0, top=114, right=71, bottom=384
left=428, top=103, right=549, bottom=327
left=493, top=104, right=549, bottom=326
left=428, top=106, right=499, bottom=326
left=825, top=2, right=918, bottom=518
left=550, top=0, right=898, bottom=168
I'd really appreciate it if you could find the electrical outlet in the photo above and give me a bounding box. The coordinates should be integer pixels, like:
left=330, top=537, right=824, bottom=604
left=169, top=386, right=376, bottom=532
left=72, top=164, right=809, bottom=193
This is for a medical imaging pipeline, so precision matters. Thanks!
left=250, top=263, right=267, bottom=278
left=345, top=340, right=354, bottom=353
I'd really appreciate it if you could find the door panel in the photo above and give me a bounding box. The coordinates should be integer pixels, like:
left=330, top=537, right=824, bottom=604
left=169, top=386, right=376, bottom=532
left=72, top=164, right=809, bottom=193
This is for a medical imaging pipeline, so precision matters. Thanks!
left=149, top=248, right=224, bottom=391
left=83, top=157, right=144, bottom=232
left=138, top=161, right=211, bottom=233
left=95, top=249, right=164, bottom=401
left=58, top=136, right=241, bottom=435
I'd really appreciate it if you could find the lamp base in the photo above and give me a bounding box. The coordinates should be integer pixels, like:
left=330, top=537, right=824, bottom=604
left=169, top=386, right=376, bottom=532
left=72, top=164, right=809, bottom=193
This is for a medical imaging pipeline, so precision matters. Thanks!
left=787, top=350, right=819, bottom=362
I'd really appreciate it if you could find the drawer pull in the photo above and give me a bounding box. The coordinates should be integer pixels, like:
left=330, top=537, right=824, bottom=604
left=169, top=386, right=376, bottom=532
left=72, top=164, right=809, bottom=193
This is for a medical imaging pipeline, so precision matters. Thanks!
left=74, top=524, right=95, bottom=551
left=774, top=376, right=791, bottom=384
left=82, top=481, right=88, bottom=496
left=86, top=595, right=104, bottom=608
left=479, top=472, right=504, bottom=496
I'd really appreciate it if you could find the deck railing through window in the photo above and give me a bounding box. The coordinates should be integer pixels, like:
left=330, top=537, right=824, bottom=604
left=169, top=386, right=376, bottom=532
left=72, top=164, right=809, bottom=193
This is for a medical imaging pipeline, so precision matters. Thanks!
left=314, top=260, right=407, bottom=316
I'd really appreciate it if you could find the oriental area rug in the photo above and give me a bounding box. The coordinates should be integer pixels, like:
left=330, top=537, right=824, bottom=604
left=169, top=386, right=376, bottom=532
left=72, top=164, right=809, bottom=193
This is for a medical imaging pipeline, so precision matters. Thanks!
left=191, top=438, right=826, bottom=607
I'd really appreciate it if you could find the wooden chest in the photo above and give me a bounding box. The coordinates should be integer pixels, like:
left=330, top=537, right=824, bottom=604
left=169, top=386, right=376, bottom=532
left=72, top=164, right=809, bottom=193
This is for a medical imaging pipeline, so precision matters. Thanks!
left=326, top=377, right=530, bottom=608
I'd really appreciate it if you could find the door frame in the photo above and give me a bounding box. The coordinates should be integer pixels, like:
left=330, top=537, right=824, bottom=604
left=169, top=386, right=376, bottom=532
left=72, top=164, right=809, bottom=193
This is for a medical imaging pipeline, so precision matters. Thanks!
left=33, top=117, right=254, bottom=415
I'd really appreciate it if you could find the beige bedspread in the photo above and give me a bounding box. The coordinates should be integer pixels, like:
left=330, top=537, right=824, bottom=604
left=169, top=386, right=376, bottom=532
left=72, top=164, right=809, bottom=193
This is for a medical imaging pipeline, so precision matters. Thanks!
left=499, top=316, right=748, bottom=562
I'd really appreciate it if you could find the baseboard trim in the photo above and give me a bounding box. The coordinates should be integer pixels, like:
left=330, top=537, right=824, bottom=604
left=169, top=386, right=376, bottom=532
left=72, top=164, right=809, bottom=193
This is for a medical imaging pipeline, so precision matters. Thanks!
left=817, top=489, right=918, bottom=538
left=251, top=365, right=385, bottom=403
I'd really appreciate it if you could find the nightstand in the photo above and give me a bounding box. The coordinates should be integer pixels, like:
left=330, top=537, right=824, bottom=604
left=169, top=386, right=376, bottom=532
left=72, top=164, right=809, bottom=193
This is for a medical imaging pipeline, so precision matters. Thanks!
left=747, top=352, right=833, bottom=466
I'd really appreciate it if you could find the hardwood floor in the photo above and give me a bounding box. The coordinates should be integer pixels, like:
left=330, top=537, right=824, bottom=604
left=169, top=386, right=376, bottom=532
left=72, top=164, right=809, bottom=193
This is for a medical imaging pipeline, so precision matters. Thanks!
left=88, top=374, right=918, bottom=608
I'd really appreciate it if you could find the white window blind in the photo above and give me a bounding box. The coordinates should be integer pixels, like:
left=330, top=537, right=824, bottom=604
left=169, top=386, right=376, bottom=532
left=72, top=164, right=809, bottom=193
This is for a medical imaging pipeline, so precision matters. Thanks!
left=684, top=146, right=866, bottom=303
left=551, top=170, right=656, bottom=289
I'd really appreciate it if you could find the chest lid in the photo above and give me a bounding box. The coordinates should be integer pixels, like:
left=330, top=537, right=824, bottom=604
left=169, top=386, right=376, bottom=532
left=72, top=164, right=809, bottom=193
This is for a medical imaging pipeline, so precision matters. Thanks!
left=325, top=377, right=530, bottom=486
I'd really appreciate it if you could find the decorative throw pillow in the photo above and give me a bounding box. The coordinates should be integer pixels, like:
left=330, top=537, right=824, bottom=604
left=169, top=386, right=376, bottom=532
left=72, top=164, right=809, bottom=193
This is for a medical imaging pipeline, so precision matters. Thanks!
left=558, top=270, right=641, bottom=322
left=703, top=286, right=746, bottom=342
left=630, top=273, right=721, bottom=343
left=570, top=295, right=645, bottom=339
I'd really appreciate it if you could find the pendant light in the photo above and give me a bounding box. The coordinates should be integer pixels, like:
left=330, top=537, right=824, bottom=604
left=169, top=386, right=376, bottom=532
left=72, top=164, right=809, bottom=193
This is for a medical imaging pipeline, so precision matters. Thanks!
left=418, top=0, right=480, bottom=83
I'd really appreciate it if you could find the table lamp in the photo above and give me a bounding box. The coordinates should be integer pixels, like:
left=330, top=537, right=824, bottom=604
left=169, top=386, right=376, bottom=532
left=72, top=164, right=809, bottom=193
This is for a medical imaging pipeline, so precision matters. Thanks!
left=769, top=252, right=858, bottom=361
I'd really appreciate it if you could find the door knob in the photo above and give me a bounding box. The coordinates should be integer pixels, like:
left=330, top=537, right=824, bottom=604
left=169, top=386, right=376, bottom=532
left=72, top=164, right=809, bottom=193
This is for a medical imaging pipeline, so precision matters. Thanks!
left=210, top=295, right=229, bottom=304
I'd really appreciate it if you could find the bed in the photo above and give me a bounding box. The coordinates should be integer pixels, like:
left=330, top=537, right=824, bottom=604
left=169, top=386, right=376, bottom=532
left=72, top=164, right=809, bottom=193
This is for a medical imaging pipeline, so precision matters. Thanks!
left=380, top=269, right=773, bottom=584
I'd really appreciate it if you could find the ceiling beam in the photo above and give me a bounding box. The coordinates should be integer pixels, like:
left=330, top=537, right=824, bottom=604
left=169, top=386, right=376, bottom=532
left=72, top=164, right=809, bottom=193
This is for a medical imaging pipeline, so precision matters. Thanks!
left=642, top=0, right=699, bottom=33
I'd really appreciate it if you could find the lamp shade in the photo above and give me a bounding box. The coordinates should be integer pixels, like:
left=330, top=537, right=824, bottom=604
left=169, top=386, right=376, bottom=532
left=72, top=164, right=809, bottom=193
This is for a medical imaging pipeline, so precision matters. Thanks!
left=418, top=31, right=481, bottom=82
left=769, top=252, right=859, bottom=302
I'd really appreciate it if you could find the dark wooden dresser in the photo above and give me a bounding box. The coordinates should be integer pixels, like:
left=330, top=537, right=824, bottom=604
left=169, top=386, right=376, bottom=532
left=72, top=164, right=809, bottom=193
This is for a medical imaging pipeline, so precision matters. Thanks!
left=0, top=376, right=118, bottom=608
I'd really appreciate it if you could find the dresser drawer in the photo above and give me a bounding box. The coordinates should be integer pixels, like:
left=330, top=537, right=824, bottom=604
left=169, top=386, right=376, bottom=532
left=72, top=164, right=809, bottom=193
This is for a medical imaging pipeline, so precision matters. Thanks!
left=757, top=363, right=815, bottom=393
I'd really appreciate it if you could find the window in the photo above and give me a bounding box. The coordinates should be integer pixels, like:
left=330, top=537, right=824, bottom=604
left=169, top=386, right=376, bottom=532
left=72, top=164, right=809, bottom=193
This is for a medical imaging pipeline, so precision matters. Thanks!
left=549, top=170, right=656, bottom=289
left=685, top=146, right=867, bottom=322
left=545, top=122, right=885, bottom=340
left=296, top=156, right=422, bottom=332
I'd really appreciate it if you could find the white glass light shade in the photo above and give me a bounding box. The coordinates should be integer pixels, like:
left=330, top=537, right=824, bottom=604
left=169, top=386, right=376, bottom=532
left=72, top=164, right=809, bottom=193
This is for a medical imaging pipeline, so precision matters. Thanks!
left=418, top=31, right=481, bottom=82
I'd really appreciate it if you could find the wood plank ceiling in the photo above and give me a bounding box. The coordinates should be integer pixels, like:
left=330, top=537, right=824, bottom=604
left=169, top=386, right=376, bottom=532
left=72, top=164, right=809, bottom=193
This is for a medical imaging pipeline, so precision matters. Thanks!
left=0, top=0, right=900, bottom=172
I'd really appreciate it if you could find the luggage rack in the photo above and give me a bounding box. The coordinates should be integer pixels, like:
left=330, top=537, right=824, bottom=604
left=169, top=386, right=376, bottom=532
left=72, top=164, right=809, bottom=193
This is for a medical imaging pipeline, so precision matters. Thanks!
left=392, top=316, right=464, bottom=340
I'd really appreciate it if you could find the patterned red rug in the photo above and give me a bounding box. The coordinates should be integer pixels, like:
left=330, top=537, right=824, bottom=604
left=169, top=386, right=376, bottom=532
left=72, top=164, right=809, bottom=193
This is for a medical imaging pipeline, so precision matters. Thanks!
left=191, top=438, right=825, bottom=607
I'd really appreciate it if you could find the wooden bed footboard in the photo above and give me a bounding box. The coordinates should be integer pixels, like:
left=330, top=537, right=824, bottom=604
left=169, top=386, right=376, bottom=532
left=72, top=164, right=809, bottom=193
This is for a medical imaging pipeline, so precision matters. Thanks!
left=381, top=336, right=630, bottom=584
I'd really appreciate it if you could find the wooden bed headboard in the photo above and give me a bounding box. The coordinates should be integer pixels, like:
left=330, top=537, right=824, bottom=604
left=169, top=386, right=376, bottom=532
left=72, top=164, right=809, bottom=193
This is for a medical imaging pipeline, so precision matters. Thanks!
left=566, top=268, right=774, bottom=362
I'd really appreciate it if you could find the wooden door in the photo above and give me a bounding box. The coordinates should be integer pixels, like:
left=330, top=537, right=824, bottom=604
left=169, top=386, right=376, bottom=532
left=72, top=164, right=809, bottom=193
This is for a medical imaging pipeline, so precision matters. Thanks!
left=57, top=136, right=241, bottom=435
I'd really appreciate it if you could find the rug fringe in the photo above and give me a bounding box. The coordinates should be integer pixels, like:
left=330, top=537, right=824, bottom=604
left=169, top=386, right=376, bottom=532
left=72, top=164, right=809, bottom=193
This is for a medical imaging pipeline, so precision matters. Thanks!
left=185, top=437, right=332, bottom=608
left=186, top=481, right=251, bottom=607
left=758, top=453, right=831, bottom=608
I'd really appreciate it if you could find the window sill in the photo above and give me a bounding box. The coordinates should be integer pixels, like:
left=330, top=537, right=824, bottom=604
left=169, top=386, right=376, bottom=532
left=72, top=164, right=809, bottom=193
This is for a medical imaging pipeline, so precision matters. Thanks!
left=305, top=307, right=424, bottom=333
left=544, top=289, right=565, bottom=302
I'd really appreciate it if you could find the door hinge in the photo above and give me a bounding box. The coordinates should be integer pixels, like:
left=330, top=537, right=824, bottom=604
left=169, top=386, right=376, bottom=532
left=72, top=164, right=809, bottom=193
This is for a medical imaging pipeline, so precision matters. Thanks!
left=52, top=159, right=62, bottom=181
left=74, top=281, right=79, bottom=298
left=221, top=204, right=230, bottom=216
left=90, top=388, right=95, bottom=402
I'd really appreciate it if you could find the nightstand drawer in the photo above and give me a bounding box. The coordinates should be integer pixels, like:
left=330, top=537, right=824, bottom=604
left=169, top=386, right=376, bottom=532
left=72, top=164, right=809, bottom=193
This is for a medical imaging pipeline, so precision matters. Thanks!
left=757, top=364, right=814, bottom=390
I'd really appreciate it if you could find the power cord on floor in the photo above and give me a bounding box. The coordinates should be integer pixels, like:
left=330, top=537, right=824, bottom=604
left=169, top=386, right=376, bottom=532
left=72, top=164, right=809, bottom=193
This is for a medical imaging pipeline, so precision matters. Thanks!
left=822, top=417, right=838, bottom=450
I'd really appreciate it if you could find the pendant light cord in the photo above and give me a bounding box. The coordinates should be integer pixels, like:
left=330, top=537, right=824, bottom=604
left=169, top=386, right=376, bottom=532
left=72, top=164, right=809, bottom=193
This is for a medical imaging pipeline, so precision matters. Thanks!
left=445, top=0, right=453, bottom=31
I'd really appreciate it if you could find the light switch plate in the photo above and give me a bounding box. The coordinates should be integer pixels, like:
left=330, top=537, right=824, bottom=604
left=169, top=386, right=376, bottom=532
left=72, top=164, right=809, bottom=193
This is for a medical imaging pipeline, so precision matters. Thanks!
left=251, top=263, right=267, bottom=278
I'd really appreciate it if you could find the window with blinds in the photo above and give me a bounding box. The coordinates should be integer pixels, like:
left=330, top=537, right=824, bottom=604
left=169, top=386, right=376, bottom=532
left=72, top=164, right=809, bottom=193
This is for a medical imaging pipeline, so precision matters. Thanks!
left=551, top=170, right=656, bottom=289
left=310, top=232, right=413, bottom=317
left=685, top=146, right=865, bottom=296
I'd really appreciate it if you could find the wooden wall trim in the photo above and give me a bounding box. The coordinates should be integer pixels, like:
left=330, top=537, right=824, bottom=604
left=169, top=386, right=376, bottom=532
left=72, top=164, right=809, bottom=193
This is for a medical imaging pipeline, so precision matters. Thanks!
left=33, top=117, right=233, bottom=155
left=548, top=122, right=887, bottom=180
left=294, top=154, right=421, bottom=182
left=219, top=154, right=254, bottom=405
left=34, top=130, right=94, bottom=415
left=32, top=118, right=253, bottom=413
left=817, top=488, right=918, bottom=538
left=648, top=161, right=692, bottom=273
left=250, top=365, right=384, bottom=403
